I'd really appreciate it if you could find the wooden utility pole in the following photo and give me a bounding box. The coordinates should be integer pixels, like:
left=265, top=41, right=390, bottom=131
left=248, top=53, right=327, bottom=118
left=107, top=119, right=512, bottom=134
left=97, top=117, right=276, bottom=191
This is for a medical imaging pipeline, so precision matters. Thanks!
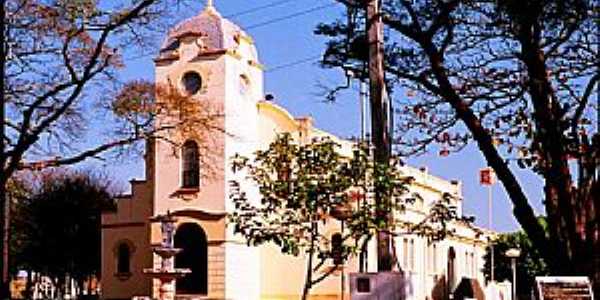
left=366, top=0, right=393, bottom=272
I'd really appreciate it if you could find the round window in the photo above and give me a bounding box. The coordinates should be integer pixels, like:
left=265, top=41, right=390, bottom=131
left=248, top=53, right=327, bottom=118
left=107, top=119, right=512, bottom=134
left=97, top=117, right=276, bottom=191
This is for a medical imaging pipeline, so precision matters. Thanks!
left=181, top=71, right=202, bottom=95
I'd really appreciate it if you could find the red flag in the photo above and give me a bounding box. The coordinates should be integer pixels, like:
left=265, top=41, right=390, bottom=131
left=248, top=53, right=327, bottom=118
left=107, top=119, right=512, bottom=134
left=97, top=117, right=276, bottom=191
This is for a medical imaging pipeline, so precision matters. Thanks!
left=480, top=167, right=496, bottom=186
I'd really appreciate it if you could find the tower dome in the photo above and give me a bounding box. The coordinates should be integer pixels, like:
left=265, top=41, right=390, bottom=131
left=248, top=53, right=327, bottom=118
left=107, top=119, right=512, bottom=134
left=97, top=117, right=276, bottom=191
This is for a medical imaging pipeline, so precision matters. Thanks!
left=160, top=3, right=257, bottom=60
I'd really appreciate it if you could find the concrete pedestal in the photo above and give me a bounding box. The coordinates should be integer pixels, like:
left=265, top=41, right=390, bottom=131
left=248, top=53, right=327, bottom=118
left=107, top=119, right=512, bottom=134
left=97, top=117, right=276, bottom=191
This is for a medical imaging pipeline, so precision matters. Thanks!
left=349, top=271, right=405, bottom=300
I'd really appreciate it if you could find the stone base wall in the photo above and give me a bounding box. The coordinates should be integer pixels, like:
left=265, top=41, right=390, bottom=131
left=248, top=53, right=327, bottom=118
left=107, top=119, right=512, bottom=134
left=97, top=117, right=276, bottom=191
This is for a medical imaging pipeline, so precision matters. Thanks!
left=207, top=243, right=226, bottom=298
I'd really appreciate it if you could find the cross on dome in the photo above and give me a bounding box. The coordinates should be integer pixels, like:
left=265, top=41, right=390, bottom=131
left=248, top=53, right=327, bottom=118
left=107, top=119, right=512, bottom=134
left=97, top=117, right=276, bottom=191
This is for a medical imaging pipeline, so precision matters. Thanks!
left=203, top=0, right=218, bottom=14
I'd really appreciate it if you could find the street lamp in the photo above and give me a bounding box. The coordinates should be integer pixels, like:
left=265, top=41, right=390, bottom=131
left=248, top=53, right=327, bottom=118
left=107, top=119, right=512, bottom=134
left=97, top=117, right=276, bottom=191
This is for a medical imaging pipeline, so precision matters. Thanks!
left=505, top=248, right=521, bottom=300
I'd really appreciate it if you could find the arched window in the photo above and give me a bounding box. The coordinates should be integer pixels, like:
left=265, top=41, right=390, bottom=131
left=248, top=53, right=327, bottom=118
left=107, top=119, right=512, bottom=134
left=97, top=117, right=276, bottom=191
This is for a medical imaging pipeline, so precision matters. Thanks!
left=182, top=140, right=200, bottom=188
left=117, top=243, right=131, bottom=274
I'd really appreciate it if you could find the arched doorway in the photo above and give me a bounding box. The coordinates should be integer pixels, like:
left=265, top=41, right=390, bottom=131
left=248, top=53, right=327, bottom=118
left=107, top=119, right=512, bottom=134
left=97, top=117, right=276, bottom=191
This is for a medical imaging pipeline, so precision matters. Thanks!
left=175, top=223, right=208, bottom=294
left=446, top=247, right=456, bottom=300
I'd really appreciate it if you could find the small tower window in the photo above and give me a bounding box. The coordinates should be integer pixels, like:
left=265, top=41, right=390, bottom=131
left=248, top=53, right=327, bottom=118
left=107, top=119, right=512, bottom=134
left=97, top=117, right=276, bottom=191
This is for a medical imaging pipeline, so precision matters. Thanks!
left=182, top=140, right=200, bottom=188
left=116, top=242, right=131, bottom=274
left=182, top=71, right=202, bottom=95
left=239, top=74, right=250, bottom=94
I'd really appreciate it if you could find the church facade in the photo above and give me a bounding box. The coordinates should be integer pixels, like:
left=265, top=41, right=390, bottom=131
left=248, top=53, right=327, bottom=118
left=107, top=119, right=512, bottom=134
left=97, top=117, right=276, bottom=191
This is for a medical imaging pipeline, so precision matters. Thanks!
left=101, top=3, right=491, bottom=300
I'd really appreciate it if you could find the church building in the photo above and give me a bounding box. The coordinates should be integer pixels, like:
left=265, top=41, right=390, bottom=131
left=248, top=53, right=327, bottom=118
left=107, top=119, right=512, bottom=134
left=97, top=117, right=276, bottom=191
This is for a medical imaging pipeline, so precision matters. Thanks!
left=101, top=3, right=492, bottom=299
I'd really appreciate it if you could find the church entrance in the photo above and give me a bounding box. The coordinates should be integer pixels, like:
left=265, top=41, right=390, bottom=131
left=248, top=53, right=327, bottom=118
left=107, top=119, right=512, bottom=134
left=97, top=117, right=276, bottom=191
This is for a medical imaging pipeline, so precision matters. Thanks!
left=175, top=223, right=208, bottom=295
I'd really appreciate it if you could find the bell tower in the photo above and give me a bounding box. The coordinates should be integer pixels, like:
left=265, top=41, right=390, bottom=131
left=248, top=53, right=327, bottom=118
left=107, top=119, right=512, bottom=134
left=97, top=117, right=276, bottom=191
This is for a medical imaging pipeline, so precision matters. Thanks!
left=150, top=2, right=263, bottom=298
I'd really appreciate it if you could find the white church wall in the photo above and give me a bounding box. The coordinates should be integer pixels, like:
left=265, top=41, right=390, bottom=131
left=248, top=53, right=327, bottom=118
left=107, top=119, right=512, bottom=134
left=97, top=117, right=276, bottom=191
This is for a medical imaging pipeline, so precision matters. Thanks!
left=222, top=37, right=263, bottom=300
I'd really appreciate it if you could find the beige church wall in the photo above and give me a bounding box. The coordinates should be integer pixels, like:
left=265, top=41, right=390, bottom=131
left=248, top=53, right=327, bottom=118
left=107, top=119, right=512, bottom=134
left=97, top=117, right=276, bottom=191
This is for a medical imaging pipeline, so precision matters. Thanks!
left=101, top=224, right=152, bottom=300
left=257, top=101, right=302, bottom=145
left=257, top=232, right=488, bottom=300
left=152, top=135, right=226, bottom=214
left=259, top=243, right=358, bottom=300
left=257, top=218, right=364, bottom=300
left=101, top=145, right=154, bottom=299
left=172, top=216, right=226, bottom=243
left=252, top=196, right=487, bottom=300
left=309, top=128, right=355, bottom=158
left=102, top=180, right=153, bottom=226
left=153, top=54, right=228, bottom=216
left=256, top=102, right=356, bottom=162
left=402, top=166, right=464, bottom=217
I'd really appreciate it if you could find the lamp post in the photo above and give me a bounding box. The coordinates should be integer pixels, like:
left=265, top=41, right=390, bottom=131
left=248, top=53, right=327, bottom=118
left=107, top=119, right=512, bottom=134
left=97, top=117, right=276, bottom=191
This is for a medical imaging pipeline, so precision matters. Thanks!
left=505, top=248, right=521, bottom=300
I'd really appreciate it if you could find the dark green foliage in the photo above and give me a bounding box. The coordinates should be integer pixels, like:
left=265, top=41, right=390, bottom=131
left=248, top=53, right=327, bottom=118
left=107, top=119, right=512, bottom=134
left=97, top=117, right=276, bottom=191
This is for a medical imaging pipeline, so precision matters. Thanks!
left=483, top=228, right=549, bottom=298
left=11, top=171, right=116, bottom=282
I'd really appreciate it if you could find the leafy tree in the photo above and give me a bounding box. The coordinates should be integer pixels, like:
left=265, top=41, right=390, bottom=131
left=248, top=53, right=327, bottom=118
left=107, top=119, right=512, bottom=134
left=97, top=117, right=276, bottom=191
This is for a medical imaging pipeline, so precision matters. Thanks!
left=317, top=0, right=598, bottom=287
left=483, top=227, right=549, bottom=298
left=1, top=0, right=223, bottom=291
left=6, top=176, right=30, bottom=266
left=229, top=134, right=468, bottom=299
left=11, top=170, right=116, bottom=296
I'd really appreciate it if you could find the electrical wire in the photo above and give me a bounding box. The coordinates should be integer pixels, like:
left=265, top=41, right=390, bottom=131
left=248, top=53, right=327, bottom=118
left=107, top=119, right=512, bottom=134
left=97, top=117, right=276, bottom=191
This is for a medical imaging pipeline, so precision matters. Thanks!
left=244, top=3, right=337, bottom=30
left=266, top=55, right=322, bottom=73
left=126, top=1, right=335, bottom=72
left=224, top=0, right=297, bottom=18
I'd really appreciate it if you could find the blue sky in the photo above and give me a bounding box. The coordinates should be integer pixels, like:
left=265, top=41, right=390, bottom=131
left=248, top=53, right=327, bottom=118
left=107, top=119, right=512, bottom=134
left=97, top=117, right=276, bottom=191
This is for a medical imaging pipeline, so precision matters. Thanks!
left=106, top=0, right=546, bottom=233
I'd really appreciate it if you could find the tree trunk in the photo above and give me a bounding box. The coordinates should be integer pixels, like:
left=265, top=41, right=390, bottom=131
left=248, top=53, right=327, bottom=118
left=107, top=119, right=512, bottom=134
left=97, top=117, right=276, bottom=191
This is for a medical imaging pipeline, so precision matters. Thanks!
left=567, top=180, right=599, bottom=292
left=302, top=222, right=317, bottom=300
left=0, top=0, right=8, bottom=295
left=0, top=180, right=9, bottom=299
left=515, top=20, right=598, bottom=286
left=417, top=37, right=553, bottom=267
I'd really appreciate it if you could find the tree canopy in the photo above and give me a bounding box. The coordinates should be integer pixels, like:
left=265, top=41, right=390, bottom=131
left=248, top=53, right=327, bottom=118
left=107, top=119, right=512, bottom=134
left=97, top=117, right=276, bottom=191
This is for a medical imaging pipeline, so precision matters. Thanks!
left=11, top=171, right=116, bottom=282
left=229, top=134, right=471, bottom=298
left=1, top=0, right=223, bottom=290
left=483, top=224, right=549, bottom=298
left=317, top=0, right=598, bottom=286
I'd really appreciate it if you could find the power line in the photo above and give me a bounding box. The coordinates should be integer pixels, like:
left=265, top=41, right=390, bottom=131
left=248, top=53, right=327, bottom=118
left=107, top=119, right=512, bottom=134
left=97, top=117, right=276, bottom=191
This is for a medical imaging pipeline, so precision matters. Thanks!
left=125, top=2, right=334, bottom=72
left=266, top=55, right=322, bottom=73
left=244, top=3, right=337, bottom=30
left=126, top=3, right=332, bottom=62
left=224, top=0, right=297, bottom=19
